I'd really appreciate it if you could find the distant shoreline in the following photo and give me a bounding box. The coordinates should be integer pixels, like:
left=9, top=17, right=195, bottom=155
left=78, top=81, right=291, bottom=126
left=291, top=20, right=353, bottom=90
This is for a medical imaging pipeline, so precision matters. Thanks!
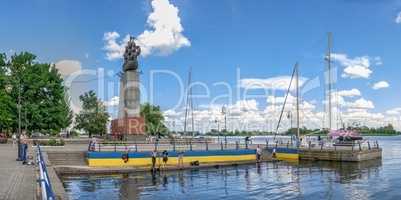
left=204, top=133, right=401, bottom=137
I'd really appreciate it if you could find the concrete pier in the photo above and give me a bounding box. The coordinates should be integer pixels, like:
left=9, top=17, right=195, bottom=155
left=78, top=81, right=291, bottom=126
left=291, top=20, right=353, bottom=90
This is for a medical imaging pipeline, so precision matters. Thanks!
left=0, top=144, right=36, bottom=200
left=266, top=139, right=382, bottom=162
left=40, top=143, right=272, bottom=176
left=300, top=148, right=382, bottom=162
left=298, top=140, right=382, bottom=162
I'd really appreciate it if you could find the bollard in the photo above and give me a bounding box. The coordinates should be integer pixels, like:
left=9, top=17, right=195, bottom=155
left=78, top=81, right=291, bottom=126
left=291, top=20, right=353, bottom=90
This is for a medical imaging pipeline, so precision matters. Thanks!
left=275, top=141, right=278, bottom=148
left=206, top=140, right=209, bottom=151
left=287, top=141, right=289, bottom=148
left=308, top=141, right=311, bottom=150
left=221, top=141, right=224, bottom=150
left=376, top=141, right=379, bottom=149
left=351, top=143, right=354, bottom=152
left=236, top=141, right=239, bottom=150
left=135, top=144, right=138, bottom=152
left=99, top=143, right=101, bottom=152
left=173, top=140, right=176, bottom=151
left=334, top=145, right=336, bottom=151
left=266, top=140, right=269, bottom=149
left=358, top=142, right=362, bottom=151
left=114, top=143, right=117, bottom=152
left=190, top=141, right=193, bottom=151
left=225, top=136, right=227, bottom=149
left=321, top=143, right=323, bottom=151
left=368, top=141, right=371, bottom=150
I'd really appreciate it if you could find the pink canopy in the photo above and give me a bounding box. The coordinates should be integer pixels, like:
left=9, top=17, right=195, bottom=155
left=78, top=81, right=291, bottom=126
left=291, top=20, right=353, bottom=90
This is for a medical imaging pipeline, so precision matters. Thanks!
left=328, top=130, right=360, bottom=138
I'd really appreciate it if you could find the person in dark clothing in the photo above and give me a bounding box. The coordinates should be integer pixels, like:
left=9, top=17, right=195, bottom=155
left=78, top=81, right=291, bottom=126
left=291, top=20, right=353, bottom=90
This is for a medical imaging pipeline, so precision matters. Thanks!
left=162, top=150, right=168, bottom=169
left=20, top=133, right=28, bottom=164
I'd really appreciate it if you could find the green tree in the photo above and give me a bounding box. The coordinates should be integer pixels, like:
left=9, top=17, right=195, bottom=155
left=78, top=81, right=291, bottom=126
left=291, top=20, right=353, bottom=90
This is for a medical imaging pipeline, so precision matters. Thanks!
left=75, top=90, right=109, bottom=137
left=5, top=52, right=72, bottom=135
left=0, top=53, right=13, bottom=132
left=140, top=103, right=168, bottom=135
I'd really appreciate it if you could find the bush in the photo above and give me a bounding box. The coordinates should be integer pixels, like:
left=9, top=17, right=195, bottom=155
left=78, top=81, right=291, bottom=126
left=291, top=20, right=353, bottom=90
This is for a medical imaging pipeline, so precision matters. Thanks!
left=35, top=138, right=65, bottom=146
left=48, top=139, right=57, bottom=146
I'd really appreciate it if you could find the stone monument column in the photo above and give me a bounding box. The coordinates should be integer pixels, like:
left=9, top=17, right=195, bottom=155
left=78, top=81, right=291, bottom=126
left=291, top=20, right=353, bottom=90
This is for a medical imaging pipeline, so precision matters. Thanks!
left=111, top=37, right=146, bottom=137
left=118, top=70, right=140, bottom=118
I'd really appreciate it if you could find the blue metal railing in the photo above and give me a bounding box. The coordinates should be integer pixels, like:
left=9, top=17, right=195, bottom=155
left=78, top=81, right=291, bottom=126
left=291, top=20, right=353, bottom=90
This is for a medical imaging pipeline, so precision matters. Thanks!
left=36, top=145, right=56, bottom=200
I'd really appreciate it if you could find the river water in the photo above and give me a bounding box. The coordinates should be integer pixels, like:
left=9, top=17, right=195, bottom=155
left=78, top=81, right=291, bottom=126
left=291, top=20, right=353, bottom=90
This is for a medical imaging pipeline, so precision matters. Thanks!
left=62, top=136, right=401, bottom=200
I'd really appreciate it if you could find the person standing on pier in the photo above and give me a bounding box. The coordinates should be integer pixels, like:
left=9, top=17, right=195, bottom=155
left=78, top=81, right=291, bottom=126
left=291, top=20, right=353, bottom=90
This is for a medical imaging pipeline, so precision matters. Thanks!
left=20, top=133, right=28, bottom=164
left=151, top=150, right=157, bottom=171
left=162, top=150, right=169, bottom=169
left=177, top=151, right=184, bottom=169
left=88, top=137, right=97, bottom=151
left=12, top=134, right=16, bottom=148
left=256, top=145, right=262, bottom=163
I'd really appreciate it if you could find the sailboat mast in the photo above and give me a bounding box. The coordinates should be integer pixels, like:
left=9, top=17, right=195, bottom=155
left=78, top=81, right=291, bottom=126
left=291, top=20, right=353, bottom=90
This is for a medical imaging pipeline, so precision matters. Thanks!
left=190, top=79, right=195, bottom=137
left=296, top=62, right=300, bottom=143
left=327, top=32, right=332, bottom=130
left=183, top=67, right=192, bottom=136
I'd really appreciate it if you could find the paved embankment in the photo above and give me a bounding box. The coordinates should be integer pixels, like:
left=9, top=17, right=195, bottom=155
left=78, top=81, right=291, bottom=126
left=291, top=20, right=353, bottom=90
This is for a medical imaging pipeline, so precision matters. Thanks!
left=0, top=144, right=36, bottom=200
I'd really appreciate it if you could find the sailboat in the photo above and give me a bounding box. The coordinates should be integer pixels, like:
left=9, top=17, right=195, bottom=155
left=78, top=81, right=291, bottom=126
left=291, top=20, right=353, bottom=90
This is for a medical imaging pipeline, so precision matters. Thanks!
left=324, top=33, right=363, bottom=145
left=268, top=63, right=300, bottom=161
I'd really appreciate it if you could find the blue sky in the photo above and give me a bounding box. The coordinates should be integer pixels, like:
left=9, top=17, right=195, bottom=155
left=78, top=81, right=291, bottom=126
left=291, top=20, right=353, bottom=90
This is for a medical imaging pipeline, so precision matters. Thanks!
left=2, top=0, right=401, bottom=131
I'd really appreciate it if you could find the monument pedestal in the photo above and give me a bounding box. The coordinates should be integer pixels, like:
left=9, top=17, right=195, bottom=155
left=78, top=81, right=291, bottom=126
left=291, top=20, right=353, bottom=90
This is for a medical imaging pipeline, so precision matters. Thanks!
left=111, top=117, right=146, bottom=136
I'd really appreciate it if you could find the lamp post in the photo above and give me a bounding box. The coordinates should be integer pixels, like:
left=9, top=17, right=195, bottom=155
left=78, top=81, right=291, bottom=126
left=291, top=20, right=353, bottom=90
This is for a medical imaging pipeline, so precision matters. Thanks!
left=221, top=106, right=227, bottom=132
left=15, top=67, right=22, bottom=160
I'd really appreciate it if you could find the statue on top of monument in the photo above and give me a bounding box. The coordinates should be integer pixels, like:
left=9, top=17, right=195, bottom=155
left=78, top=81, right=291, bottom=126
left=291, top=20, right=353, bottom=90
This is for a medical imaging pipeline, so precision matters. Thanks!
left=123, top=36, right=141, bottom=72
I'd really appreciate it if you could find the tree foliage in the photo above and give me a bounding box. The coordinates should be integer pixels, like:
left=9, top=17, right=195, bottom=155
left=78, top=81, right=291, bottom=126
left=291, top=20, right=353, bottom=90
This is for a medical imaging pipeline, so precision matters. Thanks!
left=347, top=124, right=400, bottom=135
left=74, top=90, right=109, bottom=137
left=140, top=103, right=168, bottom=135
left=0, top=52, right=72, bottom=135
left=0, top=53, right=13, bottom=131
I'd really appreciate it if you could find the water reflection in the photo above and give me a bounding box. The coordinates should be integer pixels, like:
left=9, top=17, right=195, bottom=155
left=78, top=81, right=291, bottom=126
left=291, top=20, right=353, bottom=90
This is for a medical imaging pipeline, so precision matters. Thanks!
left=299, top=159, right=382, bottom=183
left=62, top=136, right=401, bottom=200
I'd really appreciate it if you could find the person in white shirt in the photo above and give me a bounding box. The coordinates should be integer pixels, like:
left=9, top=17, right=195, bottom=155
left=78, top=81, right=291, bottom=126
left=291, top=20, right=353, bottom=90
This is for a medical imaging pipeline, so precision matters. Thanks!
left=12, top=134, right=16, bottom=147
left=256, top=145, right=262, bottom=162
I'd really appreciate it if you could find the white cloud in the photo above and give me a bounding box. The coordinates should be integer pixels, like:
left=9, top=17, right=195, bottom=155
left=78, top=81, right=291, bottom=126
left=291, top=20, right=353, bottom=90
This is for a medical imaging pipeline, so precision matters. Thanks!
left=343, top=109, right=384, bottom=121
left=267, top=94, right=296, bottom=105
left=230, top=99, right=259, bottom=112
left=372, top=81, right=389, bottom=90
left=164, top=109, right=181, bottom=118
left=136, top=0, right=190, bottom=56
left=55, top=60, right=82, bottom=76
left=104, top=96, right=119, bottom=107
left=346, top=98, right=374, bottom=109
left=342, top=65, right=372, bottom=79
left=396, top=12, right=401, bottom=24
left=240, top=76, right=307, bottom=91
left=336, top=88, right=361, bottom=97
left=103, top=32, right=130, bottom=61
left=325, top=89, right=361, bottom=109
left=163, top=97, right=401, bottom=132
left=332, top=53, right=377, bottom=79
left=374, top=57, right=383, bottom=66
left=386, top=107, right=401, bottom=115
left=103, top=0, right=190, bottom=60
